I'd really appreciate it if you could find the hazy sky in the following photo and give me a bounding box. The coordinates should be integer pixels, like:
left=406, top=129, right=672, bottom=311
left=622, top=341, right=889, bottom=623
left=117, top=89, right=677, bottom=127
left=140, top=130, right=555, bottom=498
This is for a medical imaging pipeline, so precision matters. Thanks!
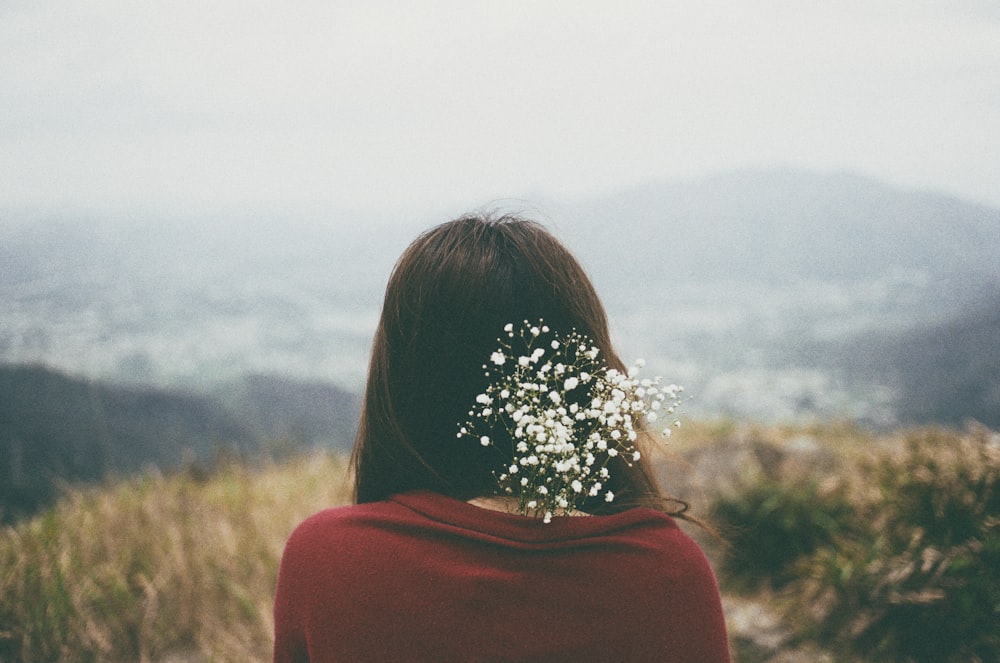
left=2, top=0, right=999, bottom=218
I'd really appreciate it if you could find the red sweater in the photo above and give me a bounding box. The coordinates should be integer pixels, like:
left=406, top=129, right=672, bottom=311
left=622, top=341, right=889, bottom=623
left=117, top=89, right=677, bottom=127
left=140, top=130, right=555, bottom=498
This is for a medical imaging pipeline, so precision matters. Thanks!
left=273, top=491, right=730, bottom=662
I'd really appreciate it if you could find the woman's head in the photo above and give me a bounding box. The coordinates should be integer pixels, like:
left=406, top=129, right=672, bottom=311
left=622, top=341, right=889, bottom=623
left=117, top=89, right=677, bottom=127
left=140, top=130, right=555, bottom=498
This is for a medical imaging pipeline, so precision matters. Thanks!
left=352, top=213, right=661, bottom=508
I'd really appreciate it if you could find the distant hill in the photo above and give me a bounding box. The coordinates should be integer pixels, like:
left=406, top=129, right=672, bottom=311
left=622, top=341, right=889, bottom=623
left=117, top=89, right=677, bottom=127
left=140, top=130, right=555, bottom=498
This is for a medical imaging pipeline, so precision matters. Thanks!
left=842, top=297, right=1000, bottom=430
left=218, top=373, right=360, bottom=454
left=557, top=169, right=1000, bottom=304
left=0, top=365, right=359, bottom=523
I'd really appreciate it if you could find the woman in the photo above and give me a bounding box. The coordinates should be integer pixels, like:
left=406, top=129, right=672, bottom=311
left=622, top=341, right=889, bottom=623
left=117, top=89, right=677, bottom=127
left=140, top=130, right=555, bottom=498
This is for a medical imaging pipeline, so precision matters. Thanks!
left=273, top=214, right=730, bottom=662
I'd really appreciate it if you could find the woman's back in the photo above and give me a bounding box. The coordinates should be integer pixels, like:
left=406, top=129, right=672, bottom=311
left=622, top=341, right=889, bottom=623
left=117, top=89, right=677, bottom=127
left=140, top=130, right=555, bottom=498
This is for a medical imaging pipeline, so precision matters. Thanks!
left=273, top=491, right=730, bottom=662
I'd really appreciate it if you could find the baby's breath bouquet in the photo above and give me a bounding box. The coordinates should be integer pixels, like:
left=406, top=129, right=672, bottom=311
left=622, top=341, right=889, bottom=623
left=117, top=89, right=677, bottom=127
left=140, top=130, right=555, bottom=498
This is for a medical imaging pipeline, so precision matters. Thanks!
left=458, top=320, right=682, bottom=523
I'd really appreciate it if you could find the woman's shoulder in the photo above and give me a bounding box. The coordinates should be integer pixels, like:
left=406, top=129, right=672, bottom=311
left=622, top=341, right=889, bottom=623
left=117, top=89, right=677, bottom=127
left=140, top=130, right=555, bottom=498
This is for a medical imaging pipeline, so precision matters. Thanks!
left=287, top=499, right=404, bottom=538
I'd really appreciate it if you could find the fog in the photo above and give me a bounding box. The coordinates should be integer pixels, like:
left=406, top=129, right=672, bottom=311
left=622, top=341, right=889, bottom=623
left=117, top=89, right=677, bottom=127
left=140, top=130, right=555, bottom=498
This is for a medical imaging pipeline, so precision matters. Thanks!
left=2, top=1, right=999, bottom=219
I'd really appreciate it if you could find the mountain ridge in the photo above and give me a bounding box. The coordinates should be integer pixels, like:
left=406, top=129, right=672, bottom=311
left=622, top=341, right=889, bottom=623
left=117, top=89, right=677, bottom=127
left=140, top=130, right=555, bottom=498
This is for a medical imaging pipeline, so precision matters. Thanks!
left=555, top=169, right=999, bottom=292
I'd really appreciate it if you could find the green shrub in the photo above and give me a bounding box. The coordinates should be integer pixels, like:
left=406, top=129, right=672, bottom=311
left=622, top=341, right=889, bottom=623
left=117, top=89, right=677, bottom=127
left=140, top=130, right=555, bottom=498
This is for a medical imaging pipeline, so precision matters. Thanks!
left=713, top=478, right=855, bottom=591
left=711, top=426, right=1000, bottom=662
left=797, top=428, right=1000, bottom=663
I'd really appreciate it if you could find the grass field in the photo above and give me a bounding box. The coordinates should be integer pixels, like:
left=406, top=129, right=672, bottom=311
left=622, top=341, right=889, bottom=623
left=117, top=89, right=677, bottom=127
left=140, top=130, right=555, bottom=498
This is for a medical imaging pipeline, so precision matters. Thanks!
left=2, top=422, right=997, bottom=662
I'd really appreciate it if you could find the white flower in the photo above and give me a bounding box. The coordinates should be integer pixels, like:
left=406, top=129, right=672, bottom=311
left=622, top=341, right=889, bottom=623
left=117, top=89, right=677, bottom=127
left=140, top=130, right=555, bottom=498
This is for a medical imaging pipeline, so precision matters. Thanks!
left=605, top=490, right=615, bottom=502
left=458, top=320, right=683, bottom=524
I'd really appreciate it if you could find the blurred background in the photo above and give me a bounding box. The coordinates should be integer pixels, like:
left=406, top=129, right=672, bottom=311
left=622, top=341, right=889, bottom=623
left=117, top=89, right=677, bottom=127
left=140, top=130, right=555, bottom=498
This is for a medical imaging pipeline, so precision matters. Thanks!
left=1, top=3, right=999, bottom=660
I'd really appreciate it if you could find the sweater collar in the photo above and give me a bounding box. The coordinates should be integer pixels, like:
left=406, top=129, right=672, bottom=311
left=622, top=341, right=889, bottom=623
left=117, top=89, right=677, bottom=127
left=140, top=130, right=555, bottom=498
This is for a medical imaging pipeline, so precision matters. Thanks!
left=388, top=490, right=676, bottom=545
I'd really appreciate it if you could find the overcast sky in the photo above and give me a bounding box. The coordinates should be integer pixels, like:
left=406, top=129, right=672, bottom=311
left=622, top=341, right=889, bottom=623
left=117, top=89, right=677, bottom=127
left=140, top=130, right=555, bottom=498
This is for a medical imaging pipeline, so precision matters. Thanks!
left=2, top=0, right=999, bottom=220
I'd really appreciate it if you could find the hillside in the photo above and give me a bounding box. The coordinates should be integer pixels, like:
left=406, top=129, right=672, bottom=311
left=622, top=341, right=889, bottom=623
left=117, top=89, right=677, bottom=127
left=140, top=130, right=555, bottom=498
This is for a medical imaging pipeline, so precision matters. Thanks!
left=3, top=424, right=997, bottom=662
left=845, top=296, right=1000, bottom=429
left=0, top=365, right=359, bottom=522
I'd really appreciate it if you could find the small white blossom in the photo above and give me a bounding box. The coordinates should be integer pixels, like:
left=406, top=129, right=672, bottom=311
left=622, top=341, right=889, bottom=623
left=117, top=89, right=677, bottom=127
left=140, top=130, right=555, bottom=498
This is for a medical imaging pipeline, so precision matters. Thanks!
left=457, top=320, right=683, bottom=524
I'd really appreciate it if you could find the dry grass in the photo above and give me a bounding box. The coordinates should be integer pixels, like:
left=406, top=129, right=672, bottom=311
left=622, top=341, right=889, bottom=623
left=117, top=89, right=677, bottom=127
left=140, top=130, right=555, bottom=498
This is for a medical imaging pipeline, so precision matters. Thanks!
left=0, top=454, right=352, bottom=663
left=5, top=422, right=993, bottom=662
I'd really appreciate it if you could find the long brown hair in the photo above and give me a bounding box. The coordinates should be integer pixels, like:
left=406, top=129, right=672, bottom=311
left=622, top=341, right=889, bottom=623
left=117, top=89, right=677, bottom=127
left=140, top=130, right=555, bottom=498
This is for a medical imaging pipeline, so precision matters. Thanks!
left=351, top=213, right=682, bottom=516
